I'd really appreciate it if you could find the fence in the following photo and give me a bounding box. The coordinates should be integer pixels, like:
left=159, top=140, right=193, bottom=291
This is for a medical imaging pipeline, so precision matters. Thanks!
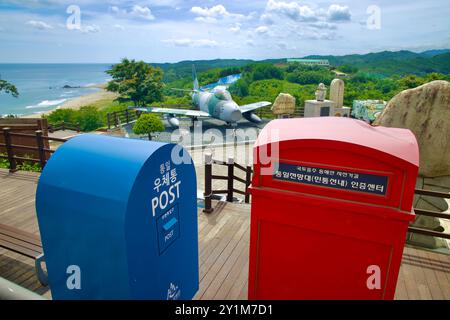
left=408, top=189, right=450, bottom=240
left=48, top=121, right=80, bottom=133
left=203, top=154, right=253, bottom=214
left=106, top=109, right=142, bottom=130
left=0, top=127, right=67, bottom=172
left=203, top=157, right=450, bottom=240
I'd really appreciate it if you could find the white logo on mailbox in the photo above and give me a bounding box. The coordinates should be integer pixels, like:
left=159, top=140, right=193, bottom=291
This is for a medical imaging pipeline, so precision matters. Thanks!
left=167, top=282, right=181, bottom=300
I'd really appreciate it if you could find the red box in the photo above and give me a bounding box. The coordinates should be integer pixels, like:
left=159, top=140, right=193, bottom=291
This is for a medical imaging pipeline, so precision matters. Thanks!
left=248, top=117, right=419, bottom=300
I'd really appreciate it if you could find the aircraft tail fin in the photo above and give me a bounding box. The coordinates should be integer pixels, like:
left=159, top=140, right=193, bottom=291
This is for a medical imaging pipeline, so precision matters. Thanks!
left=192, top=65, right=199, bottom=91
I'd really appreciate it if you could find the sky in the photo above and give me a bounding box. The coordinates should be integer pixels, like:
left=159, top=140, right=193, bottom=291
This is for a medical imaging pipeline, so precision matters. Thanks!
left=0, top=0, right=449, bottom=63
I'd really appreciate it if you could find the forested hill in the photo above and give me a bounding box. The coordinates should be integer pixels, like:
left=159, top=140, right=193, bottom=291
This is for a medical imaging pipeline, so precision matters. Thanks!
left=151, top=49, right=450, bottom=81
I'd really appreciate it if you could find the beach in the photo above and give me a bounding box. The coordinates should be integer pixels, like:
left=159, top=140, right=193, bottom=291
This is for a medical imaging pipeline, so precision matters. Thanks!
left=22, top=88, right=119, bottom=118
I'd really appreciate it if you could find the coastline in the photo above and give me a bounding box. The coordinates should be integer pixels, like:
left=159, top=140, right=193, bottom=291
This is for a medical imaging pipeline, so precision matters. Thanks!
left=21, top=87, right=119, bottom=119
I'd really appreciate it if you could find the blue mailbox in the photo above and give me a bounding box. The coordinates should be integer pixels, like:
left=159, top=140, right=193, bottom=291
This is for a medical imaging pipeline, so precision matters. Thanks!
left=35, top=134, right=199, bottom=300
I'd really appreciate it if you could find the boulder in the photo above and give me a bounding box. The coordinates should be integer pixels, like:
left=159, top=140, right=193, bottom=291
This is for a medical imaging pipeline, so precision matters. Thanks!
left=271, top=93, right=296, bottom=115
left=374, top=80, right=450, bottom=177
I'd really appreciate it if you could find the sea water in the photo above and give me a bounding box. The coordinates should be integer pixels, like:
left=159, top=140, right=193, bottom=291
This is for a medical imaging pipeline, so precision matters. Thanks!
left=0, top=64, right=112, bottom=116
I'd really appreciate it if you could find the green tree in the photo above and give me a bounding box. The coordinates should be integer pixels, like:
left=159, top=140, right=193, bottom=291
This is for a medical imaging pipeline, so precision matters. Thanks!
left=45, top=108, right=78, bottom=125
left=133, top=113, right=165, bottom=140
left=76, top=106, right=105, bottom=132
left=106, top=58, right=164, bottom=106
left=0, top=76, right=19, bottom=97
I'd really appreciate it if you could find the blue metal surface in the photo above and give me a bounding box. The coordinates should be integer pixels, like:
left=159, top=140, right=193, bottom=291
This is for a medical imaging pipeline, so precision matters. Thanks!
left=35, top=134, right=198, bottom=300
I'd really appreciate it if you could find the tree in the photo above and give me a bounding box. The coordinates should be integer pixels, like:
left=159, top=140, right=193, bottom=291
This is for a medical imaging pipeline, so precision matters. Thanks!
left=106, top=58, right=164, bottom=106
left=133, top=113, right=165, bottom=140
left=76, top=106, right=105, bottom=132
left=0, top=77, right=19, bottom=97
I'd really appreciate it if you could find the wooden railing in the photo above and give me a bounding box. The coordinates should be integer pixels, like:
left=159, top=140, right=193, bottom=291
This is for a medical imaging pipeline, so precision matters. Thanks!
left=48, top=121, right=80, bottom=133
left=203, top=154, right=252, bottom=213
left=408, top=189, right=450, bottom=240
left=106, top=109, right=142, bottom=130
left=203, top=157, right=450, bottom=240
left=0, top=127, right=67, bottom=172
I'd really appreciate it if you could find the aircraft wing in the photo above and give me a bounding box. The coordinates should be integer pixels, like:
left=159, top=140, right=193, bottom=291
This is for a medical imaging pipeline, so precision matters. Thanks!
left=132, top=107, right=210, bottom=118
left=239, top=101, right=272, bottom=113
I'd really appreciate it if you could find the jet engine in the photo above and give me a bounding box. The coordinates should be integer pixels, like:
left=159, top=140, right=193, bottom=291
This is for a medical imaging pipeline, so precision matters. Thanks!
left=167, top=115, right=180, bottom=127
left=243, top=112, right=262, bottom=124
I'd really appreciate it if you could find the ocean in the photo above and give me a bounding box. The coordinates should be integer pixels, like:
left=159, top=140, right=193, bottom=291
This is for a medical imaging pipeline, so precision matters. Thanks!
left=0, top=64, right=112, bottom=116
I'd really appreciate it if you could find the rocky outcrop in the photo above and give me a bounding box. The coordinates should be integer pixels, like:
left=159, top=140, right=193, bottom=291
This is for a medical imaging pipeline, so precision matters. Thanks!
left=271, top=93, right=296, bottom=115
left=374, top=80, right=450, bottom=177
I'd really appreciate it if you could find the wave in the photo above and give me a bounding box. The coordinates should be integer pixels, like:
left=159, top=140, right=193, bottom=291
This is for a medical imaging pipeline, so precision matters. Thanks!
left=25, top=98, right=67, bottom=109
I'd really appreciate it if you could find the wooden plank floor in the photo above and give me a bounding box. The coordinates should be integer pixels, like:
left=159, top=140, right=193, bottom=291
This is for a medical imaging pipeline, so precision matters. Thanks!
left=0, top=168, right=449, bottom=300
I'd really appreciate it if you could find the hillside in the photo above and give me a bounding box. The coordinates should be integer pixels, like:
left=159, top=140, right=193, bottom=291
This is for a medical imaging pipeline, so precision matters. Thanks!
left=150, top=49, right=450, bottom=81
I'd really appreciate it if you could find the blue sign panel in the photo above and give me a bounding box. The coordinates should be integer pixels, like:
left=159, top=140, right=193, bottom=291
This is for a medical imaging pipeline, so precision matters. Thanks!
left=273, top=162, right=388, bottom=196
left=157, top=205, right=180, bottom=254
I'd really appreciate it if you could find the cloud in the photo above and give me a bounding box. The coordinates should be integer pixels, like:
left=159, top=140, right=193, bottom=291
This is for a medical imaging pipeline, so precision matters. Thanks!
left=309, top=21, right=337, bottom=30
left=81, top=24, right=100, bottom=33
left=110, top=5, right=155, bottom=21
left=163, top=38, right=218, bottom=48
left=191, top=4, right=247, bottom=23
left=26, top=20, right=53, bottom=30
left=113, top=24, right=125, bottom=30
left=255, top=26, right=269, bottom=34
left=130, top=5, right=155, bottom=20
left=327, top=4, right=351, bottom=22
left=260, top=13, right=274, bottom=25
left=246, top=39, right=255, bottom=47
left=265, top=0, right=317, bottom=22
left=229, top=23, right=241, bottom=33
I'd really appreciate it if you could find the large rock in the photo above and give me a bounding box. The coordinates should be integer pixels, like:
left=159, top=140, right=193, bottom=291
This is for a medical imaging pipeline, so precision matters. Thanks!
left=271, top=93, right=296, bottom=115
left=374, top=80, right=450, bottom=177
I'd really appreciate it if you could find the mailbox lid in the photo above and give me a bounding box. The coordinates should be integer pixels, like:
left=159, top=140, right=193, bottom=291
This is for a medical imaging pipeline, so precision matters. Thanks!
left=253, top=118, right=419, bottom=211
left=255, top=117, right=418, bottom=167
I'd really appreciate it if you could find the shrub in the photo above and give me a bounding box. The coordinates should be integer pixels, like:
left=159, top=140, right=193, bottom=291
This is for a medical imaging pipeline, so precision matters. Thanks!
left=133, top=113, right=165, bottom=140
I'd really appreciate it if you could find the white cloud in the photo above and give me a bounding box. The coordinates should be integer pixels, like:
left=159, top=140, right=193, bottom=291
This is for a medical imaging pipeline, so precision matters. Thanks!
left=309, top=21, right=337, bottom=30
left=255, top=26, right=269, bottom=34
left=110, top=5, right=155, bottom=21
left=130, top=5, right=155, bottom=20
left=191, top=5, right=228, bottom=18
left=260, top=13, right=274, bottom=25
left=229, top=23, right=241, bottom=33
left=26, top=20, right=53, bottom=30
left=265, top=0, right=317, bottom=22
left=81, top=24, right=100, bottom=33
left=191, top=4, right=247, bottom=23
left=246, top=39, right=255, bottom=47
left=113, top=24, right=125, bottom=30
left=327, top=4, right=351, bottom=22
left=163, top=38, right=218, bottom=48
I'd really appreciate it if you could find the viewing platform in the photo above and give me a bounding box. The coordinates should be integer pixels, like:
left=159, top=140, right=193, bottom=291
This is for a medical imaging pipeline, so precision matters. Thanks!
left=0, top=168, right=449, bottom=300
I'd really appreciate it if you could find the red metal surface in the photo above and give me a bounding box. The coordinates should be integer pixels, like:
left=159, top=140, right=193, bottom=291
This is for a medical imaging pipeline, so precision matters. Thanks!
left=248, top=117, right=419, bottom=300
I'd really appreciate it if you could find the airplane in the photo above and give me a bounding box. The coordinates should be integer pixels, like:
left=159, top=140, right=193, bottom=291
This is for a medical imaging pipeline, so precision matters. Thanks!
left=130, top=66, right=271, bottom=127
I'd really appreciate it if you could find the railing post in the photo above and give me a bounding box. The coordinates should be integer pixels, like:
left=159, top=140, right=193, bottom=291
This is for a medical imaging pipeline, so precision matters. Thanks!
left=35, top=130, right=46, bottom=169
left=125, top=109, right=129, bottom=124
left=114, top=113, right=119, bottom=127
left=203, top=153, right=213, bottom=214
left=61, top=120, right=65, bottom=131
left=227, top=156, right=234, bottom=202
left=245, top=166, right=252, bottom=204
left=107, top=113, right=111, bottom=130
left=76, top=123, right=80, bottom=132
left=3, top=128, right=17, bottom=172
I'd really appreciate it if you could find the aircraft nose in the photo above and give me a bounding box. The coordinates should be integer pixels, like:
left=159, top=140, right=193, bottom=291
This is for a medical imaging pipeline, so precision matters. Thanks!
left=224, top=103, right=242, bottom=123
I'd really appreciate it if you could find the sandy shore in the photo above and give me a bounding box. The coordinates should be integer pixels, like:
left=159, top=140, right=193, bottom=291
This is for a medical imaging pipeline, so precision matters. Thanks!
left=22, top=88, right=119, bottom=118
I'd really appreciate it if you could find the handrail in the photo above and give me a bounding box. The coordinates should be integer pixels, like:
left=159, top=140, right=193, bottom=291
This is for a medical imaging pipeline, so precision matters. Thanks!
left=1, top=127, right=67, bottom=172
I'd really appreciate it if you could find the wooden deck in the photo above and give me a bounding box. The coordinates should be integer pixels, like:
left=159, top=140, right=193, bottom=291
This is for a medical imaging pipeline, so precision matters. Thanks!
left=0, top=168, right=449, bottom=300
